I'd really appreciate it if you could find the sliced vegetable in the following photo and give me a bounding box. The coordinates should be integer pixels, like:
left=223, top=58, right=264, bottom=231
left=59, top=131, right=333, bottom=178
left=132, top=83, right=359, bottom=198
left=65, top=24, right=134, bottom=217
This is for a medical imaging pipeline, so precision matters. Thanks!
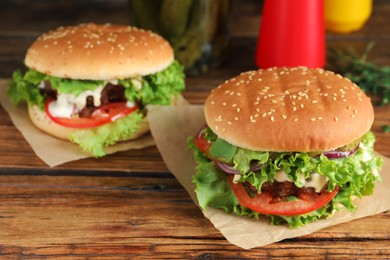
left=322, top=145, right=359, bottom=159
left=228, top=176, right=339, bottom=216
left=45, top=99, right=139, bottom=129
left=214, top=160, right=262, bottom=175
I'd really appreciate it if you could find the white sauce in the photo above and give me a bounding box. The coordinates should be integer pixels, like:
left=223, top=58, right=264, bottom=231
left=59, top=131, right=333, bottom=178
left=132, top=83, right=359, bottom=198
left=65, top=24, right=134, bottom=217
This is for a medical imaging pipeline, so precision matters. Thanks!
left=48, top=85, right=104, bottom=118
left=131, top=78, right=143, bottom=91
left=274, top=170, right=329, bottom=193
left=233, top=174, right=241, bottom=183
left=359, top=142, right=372, bottom=162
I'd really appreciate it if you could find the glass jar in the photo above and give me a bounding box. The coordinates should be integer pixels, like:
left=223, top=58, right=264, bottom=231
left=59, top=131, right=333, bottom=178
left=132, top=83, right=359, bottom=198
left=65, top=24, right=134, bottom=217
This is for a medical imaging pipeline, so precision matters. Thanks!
left=128, top=0, right=231, bottom=75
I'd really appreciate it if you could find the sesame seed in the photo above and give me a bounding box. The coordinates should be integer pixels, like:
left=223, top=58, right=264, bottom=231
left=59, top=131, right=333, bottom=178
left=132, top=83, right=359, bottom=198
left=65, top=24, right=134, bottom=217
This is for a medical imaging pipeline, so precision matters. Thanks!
left=300, top=104, right=304, bottom=108
left=225, top=90, right=230, bottom=94
left=311, top=117, right=316, bottom=121
left=306, top=80, right=310, bottom=86
left=282, top=115, right=287, bottom=119
left=236, top=108, right=240, bottom=112
left=222, top=128, right=226, bottom=132
left=211, top=101, right=215, bottom=105
left=270, top=116, right=275, bottom=121
left=234, top=117, right=239, bottom=121
left=347, top=106, right=351, bottom=110
left=216, top=126, right=219, bottom=130
left=293, top=106, right=297, bottom=111
left=334, top=117, right=339, bottom=122
left=262, top=113, right=267, bottom=117
left=333, top=97, right=337, bottom=101
left=256, top=108, right=260, bottom=112
left=227, top=121, right=232, bottom=125
left=285, top=90, right=290, bottom=94
left=222, top=102, right=227, bottom=106
left=272, top=100, right=277, bottom=104
left=312, top=100, right=318, bottom=104
left=353, top=109, right=358, bottom=114
left=250, top=120, right=256, bottom=123
left=317, top=117, right=323, bottom=120
left=232, top=104, right=237, bottom=107
left=293, top=118, right=299, bottom=122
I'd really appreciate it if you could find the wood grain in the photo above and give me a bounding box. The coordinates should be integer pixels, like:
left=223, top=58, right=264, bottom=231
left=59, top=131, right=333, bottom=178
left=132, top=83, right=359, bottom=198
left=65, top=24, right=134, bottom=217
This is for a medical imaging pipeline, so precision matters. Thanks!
left=0, top=0, right=390, bottom=258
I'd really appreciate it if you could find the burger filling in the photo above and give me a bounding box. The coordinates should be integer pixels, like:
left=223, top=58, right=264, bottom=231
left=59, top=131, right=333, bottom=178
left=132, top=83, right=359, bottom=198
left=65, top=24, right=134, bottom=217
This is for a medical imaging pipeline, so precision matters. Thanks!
left=8, top=60, right=185, bottom=157
left=189, top=125, right=382, bottom=228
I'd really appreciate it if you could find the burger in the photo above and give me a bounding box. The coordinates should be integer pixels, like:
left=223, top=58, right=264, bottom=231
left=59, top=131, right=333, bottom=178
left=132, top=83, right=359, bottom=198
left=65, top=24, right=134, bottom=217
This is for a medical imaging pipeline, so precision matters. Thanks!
left=188, top=67, right=382, bottom=228
left=8, top=23, right=185, bottom=157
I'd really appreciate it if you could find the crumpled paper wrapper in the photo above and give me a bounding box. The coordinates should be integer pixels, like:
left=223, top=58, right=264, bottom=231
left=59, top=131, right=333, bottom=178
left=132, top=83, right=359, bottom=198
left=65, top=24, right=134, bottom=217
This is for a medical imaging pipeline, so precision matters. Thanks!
left=147, top=104, right=390, bottom=250
left=0, top=80, right=155, bottom=167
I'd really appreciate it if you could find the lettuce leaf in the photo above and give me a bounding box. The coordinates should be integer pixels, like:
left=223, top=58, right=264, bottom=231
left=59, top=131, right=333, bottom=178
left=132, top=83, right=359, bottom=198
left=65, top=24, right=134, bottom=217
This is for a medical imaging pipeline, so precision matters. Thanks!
left=69, top=111, right=145, bottom=157
left=7, top=70, right=47, bottom=109
left=189, top=132, right=383, bottom=228
left=120, top=60, right=185, bottom=105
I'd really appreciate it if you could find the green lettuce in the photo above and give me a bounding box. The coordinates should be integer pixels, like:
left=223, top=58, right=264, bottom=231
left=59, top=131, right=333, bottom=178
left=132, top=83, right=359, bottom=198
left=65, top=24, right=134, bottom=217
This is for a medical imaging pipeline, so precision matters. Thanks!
left=69, top=111, right=145, bottom=157
left=189, top=131, right=383, bottom=228
left=120, top=60, right=185, bottom=105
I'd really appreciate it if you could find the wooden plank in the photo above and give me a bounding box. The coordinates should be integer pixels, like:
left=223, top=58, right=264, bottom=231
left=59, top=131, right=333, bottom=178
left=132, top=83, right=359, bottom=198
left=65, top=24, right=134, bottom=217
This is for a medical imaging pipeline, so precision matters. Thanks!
left=0, top=175, right=388, bottom=257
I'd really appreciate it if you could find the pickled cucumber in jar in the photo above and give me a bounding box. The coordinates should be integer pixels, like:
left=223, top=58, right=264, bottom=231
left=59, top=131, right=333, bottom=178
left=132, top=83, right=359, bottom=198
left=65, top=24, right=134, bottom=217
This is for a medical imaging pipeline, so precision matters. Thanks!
left=128, top=0, right=231, bottom=75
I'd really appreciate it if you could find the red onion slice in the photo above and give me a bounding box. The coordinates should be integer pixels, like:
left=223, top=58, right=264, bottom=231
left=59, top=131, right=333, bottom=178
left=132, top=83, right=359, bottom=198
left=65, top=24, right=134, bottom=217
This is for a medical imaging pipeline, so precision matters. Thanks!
left=322, top=144, right=359, bottom=159
left=214, top=160, right=262, bottom=174
left=196, top=124, right=207, bottom=139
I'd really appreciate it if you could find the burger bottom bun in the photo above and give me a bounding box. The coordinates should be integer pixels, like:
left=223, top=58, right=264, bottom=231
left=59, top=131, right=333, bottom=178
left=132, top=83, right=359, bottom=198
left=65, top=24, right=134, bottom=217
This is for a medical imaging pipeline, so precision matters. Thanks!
left=28, top=105, right=149, bottom=142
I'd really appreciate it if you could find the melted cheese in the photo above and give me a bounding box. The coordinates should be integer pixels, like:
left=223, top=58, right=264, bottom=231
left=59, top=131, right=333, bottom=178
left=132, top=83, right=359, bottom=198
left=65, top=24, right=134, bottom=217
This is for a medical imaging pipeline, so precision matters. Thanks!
left=48, top=85, right=104, bottom=118
left=274, top=170, right=329, bottom=193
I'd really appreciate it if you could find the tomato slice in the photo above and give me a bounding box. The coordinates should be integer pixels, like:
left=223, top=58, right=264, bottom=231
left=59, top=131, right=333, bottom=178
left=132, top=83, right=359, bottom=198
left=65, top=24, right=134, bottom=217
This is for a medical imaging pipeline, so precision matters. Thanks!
left=45, top=99, right=139, bottom=129
left=194, top=127, right=211, bottom=154
left=228, top=176, right=339, bottom=216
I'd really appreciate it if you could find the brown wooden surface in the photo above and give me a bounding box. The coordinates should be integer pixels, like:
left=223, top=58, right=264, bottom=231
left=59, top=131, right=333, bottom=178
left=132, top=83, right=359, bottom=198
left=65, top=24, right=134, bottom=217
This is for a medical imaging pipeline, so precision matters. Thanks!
left=0, top=0, right=390, bottom=258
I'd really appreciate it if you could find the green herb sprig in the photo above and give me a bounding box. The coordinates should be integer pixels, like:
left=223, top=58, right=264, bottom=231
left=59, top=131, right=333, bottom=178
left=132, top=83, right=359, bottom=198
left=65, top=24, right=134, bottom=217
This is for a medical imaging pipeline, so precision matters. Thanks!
left=327, top=42, right=390, bottom=106
left=382, top=125, right=390, bottom=133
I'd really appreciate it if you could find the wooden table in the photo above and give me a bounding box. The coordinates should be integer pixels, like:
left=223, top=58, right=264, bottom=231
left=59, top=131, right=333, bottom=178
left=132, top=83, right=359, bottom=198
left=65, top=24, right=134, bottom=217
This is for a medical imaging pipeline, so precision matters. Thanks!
left=0, top=0, right=390, bottom=258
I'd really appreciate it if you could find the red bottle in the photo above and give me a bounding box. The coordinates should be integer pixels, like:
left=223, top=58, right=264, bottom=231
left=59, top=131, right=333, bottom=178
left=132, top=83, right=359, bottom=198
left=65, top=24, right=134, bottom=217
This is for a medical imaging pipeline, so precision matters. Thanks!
left=256, top=0, right=325, bottom=68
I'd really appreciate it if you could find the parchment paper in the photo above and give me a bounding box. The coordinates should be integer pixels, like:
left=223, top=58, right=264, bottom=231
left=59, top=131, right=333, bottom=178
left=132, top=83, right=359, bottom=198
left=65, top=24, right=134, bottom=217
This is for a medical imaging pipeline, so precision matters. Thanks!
left=0, top=80, right=155, bottom=167
left=147, top=104, right=390, bottom=250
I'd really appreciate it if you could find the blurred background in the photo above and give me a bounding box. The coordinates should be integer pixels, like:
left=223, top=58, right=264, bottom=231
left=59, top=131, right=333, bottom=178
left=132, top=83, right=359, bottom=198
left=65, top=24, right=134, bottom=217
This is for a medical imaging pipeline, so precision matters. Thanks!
left=1, top=0, right=389, bottom=83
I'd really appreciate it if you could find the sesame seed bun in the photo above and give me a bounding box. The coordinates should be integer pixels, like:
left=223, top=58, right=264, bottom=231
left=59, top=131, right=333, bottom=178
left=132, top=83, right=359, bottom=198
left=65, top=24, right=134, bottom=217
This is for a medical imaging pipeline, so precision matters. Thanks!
left=28, top=105, right=149, bottom=142
left=204, top=67, right=374, bottom=152
left=25, top=23, right=174, bottom=80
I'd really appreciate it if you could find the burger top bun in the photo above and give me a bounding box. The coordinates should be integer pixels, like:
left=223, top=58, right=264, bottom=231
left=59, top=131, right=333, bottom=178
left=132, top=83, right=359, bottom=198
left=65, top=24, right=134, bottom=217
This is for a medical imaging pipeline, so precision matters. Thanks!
left=204, top=67, right=374, bottom=152
left=28, top=105, right=150, bottom=142
left=25, top=23, right=174, bottom=80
